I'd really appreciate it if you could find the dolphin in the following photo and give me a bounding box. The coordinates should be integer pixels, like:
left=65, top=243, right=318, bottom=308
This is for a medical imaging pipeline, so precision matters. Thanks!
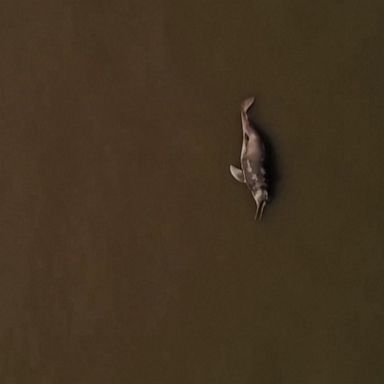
left=230, top=97, right=269, bottom=220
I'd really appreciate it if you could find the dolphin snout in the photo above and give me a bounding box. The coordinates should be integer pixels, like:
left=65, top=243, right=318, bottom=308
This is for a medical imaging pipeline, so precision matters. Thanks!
left=254, top=200, right=267, bottom=221
left=253, top=189, right=268, bottom=221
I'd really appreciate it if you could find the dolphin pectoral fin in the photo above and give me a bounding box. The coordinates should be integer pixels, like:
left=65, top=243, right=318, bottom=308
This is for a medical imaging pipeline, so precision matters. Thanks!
left=230, top=165, right=245, bottom=183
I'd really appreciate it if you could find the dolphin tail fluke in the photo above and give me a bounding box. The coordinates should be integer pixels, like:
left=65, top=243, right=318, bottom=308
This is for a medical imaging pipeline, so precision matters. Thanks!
left=241, top=97, right=255, bottom=113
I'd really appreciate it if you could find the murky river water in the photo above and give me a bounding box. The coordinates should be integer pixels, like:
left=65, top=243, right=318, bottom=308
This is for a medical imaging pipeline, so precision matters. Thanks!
left=0, top=0, right=383, bottom=382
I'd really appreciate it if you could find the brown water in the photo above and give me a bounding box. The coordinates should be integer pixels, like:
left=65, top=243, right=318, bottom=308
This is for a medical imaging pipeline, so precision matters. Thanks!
left=0, top=0, right=383, bottom=382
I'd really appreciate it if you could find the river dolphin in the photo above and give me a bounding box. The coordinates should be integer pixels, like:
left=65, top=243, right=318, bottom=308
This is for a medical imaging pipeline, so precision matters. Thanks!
left=230, top=97, right=269, bottom=220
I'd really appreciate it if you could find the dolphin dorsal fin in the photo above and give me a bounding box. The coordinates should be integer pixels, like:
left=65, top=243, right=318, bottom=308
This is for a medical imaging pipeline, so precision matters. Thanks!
left=229, top=165, right=245, bottom=183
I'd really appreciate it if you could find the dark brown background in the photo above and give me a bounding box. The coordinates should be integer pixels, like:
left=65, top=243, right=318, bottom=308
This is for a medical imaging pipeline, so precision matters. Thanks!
left=0, top=0, right=383, bottom=383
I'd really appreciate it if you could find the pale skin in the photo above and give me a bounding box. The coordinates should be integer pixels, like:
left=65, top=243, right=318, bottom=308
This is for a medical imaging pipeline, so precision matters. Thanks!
left=230, top=97, right=269, bottom=220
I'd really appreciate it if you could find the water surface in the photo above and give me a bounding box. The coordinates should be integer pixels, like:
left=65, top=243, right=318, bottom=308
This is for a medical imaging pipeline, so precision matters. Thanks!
left=0, top=0, right=383, bottom=382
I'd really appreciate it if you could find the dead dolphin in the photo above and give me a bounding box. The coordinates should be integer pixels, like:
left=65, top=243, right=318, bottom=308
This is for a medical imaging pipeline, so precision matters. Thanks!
left=230, top=97, right=269, bottom=220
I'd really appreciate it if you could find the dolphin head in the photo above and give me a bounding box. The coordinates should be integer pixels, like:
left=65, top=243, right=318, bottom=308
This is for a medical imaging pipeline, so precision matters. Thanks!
left=252, top=188, right=268, bottom=221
